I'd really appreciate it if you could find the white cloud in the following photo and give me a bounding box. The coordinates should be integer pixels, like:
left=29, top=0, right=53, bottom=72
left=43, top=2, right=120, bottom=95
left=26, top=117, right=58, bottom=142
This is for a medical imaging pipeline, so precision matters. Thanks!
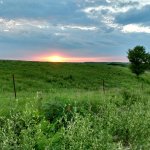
left=0, top=18, right=50, bottom=33
left=101, top=16, right=120, bottom=29
left=129, top=0, right=150, bottom=6
left=122, top=24, right=150, bottom=33
left=60, top=25, right=98, bottom=31
left=81, top=2, right=137, bottom=31
left=107, top=0, right=150, bottom=6
left=81, top=0, right=150, bottom=34
left=0, top=17, right=98, bottom=37
left=83, top=5, right=132, bottom=14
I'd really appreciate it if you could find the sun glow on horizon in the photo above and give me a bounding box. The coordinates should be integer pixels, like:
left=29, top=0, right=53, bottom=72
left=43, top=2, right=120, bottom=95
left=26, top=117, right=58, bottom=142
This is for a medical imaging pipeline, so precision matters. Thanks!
left=38, top=54, right=128, bottom=63
left=48, top=55, right=64, bottom=62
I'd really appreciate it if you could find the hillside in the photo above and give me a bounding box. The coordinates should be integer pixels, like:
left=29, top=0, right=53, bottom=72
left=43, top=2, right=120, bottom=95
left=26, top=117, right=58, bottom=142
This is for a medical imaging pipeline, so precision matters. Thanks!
left=0, top=60, right=150, bottom=94
left=0, top=60, right=150, bottom=149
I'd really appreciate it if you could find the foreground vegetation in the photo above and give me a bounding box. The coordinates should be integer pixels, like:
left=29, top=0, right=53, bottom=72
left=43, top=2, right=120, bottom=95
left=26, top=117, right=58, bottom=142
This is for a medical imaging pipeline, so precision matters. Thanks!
left=0, top=60, right=150, bottom=149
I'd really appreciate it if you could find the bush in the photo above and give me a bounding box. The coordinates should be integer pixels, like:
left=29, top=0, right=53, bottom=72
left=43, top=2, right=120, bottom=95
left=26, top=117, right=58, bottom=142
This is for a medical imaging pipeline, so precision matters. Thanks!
left=62, top=114, right=116, bottom=150
left=42, top=99, right=65, bottom=122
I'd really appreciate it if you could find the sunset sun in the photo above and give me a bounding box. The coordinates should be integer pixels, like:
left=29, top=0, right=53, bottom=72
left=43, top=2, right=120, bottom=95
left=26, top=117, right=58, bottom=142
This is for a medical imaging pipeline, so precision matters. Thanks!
left=48, top=56, right=63, bottom=62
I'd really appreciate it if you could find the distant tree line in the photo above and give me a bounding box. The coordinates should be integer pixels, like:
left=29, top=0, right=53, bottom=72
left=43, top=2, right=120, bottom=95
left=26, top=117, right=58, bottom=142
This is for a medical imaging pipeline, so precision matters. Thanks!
left=127, top=46, right=150, bottom=77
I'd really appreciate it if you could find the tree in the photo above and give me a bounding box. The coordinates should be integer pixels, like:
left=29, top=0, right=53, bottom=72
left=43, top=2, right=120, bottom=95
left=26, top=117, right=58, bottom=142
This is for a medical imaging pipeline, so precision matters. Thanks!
left=144, top=52, right=150, bottom=69
left=127, top=46, right=149, bottom=77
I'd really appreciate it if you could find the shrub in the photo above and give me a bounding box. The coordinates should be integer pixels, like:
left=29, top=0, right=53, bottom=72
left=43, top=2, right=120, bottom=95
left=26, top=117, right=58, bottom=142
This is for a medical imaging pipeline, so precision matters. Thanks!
left=42, top=99, right=65, bottom=122
left=62, top=114, right=116, bottom=150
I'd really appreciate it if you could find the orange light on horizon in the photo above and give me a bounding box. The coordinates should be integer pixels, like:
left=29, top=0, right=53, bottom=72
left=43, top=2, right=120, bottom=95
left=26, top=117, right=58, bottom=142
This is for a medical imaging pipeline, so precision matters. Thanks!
left=48, top=55, right=64, bottom=62
left=36, top=54, right=128, bottom=63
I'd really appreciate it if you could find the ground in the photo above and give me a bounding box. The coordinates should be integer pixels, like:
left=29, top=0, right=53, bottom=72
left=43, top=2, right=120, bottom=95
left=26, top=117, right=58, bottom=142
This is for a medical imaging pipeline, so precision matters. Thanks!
left=0, top=60, right=150, bottom=149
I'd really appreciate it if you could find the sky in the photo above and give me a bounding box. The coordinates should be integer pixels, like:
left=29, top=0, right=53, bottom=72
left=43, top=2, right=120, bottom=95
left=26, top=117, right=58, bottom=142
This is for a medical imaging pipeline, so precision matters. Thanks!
left=0, top=0, right=150, bottom=62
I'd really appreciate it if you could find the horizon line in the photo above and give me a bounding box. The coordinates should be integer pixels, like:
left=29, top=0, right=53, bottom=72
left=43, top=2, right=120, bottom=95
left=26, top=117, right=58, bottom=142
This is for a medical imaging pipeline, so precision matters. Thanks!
left=0, top=58, right=129, bottom=63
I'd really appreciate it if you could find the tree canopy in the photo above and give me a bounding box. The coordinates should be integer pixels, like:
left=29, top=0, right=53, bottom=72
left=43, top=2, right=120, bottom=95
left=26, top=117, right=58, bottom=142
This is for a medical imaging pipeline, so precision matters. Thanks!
left=127, top=46, right=150, bottom=77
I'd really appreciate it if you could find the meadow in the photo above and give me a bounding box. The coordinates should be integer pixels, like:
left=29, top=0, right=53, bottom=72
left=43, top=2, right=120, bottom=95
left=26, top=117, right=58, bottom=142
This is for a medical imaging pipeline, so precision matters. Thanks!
left=0, top=60, right=150, bottom=150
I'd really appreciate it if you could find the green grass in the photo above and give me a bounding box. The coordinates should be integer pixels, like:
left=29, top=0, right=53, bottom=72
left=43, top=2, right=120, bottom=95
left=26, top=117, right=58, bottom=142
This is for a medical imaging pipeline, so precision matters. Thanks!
left=0, top=60, right=150, bottom=149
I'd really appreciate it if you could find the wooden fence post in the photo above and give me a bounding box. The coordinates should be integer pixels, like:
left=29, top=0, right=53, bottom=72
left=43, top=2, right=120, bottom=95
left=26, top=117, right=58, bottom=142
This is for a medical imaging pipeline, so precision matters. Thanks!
left=12, top=74, right=17, bottom=99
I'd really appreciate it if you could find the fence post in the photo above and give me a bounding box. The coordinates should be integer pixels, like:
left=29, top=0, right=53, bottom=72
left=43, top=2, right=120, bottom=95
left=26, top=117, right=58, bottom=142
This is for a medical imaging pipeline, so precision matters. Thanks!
left=12, top=74, right=17, bottom=99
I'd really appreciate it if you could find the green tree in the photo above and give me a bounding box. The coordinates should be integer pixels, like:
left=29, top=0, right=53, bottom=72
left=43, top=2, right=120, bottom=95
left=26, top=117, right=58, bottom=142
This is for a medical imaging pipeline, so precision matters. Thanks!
left=127, top=46, right=149, bottom=77
left=144, top=52, right=150, bottom=69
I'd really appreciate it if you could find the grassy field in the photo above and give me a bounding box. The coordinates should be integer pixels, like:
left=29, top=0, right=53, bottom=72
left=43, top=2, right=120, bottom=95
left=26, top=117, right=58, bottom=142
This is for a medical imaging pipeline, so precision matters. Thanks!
left=0, top=60, right=150, bottom=149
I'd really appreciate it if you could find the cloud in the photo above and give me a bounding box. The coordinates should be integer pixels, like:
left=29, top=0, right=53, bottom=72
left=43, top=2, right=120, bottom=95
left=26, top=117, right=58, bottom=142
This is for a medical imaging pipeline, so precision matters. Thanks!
left=0, top=18, right=50, bottom=33
left=82, top=5, right=133, bottom=15
left=0, top=0, right=150, bottom=61
left=122, top=24, right=150, bottom=33
left=115, top=5, right=150, bottom=25
left=0, top=0, right=94, bottom=24
left=0, top=17, right=98, bottom=33
left=59, top=25, right=98, bottom=31
left=81, top=0, right=150, bottom=31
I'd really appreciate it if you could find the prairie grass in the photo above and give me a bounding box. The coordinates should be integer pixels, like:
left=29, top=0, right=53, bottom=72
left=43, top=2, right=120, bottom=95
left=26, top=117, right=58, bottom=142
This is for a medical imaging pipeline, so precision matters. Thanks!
left=0, top=60, right=150, bottom=149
